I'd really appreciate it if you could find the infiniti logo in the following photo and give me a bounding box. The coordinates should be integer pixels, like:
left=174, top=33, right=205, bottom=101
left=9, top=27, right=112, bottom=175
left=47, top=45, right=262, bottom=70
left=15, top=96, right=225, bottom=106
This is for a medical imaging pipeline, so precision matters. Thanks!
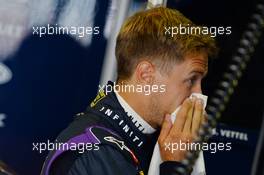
left=0, top=62, right=12, bottom=84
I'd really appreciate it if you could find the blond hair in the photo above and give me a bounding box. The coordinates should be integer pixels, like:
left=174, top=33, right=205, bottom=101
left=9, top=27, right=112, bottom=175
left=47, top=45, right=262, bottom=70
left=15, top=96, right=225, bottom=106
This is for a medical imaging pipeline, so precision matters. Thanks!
left=116, top=7, right=217, bottom=80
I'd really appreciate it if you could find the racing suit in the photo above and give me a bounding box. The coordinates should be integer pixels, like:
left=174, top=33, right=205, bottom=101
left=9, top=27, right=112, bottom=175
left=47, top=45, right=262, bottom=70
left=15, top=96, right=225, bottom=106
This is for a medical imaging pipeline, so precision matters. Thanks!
left=41, top=81, right=188, bottom=175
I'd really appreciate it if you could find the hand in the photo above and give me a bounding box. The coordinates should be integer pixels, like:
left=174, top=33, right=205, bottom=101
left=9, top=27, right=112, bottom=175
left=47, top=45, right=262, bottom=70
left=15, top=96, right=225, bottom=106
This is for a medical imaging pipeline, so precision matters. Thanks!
left=158, top=97, right=204, bottom=161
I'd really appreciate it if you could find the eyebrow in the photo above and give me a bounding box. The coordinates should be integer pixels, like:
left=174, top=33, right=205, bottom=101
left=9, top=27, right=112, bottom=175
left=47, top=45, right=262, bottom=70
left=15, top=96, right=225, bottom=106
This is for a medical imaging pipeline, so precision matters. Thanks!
left=189, top=70, right=208, bottom=77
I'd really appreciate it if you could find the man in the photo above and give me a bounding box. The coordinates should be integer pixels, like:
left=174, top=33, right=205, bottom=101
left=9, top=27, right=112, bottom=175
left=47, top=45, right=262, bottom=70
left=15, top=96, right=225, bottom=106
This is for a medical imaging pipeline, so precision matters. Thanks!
left=41, top=7, right=217, bottom=175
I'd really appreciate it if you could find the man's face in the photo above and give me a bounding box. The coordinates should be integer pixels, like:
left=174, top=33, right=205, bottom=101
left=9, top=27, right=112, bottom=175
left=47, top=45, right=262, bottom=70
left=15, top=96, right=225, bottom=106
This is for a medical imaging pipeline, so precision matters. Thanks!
left=151, top=53, right=208, bottom=127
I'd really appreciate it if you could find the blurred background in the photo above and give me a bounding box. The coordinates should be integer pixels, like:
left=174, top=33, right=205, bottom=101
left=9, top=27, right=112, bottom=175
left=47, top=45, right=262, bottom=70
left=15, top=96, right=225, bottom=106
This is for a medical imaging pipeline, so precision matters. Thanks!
left=0, top=0, right=263, bottom=174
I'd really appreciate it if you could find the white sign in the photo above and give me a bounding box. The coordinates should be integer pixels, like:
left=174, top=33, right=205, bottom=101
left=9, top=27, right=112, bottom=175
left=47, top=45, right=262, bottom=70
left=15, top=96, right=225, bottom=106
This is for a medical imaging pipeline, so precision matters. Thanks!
left=0, top=113, right=6, bottom=128
left=0, top=62, right=12, bottom=84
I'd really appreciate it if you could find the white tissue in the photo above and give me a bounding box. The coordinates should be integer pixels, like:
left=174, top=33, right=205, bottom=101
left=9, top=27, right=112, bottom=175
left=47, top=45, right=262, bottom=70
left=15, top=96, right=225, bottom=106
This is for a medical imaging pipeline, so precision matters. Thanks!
left=148, top=93, right=208, bottom=175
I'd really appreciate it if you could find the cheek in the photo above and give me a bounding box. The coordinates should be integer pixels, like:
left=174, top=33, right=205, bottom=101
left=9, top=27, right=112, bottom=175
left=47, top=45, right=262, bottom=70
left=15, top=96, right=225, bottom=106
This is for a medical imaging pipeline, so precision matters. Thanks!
left=165, top=84, right=191, bottom=111
left=159, top=85, right=181, bottom=112
left=154, top=73, right=189, bottom=112
left=177, top=87, right=191, bottom=105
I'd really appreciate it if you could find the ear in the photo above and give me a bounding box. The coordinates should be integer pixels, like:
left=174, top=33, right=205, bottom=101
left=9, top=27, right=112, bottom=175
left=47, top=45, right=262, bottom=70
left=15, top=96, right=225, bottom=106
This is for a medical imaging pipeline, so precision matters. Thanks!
left=135, top=60, right=155, bottom=84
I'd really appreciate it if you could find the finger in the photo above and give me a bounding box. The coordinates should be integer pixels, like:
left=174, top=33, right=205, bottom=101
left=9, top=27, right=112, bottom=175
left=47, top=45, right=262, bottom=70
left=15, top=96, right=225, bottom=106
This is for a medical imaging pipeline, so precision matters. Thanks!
left=191, top=98, right=203, bottom=136
left=202, top=111, right=208, bottom=125
left=170, top=98, right=192, bottom=133
left=183, top=98, right=196, bottom=133
left=158, top=114, right=173, bottom=144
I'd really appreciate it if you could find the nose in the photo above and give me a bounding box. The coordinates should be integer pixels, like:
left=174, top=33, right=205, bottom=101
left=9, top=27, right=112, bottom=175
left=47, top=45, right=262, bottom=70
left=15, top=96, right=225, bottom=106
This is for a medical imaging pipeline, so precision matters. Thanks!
left=191, top=83, right=202, bottom=94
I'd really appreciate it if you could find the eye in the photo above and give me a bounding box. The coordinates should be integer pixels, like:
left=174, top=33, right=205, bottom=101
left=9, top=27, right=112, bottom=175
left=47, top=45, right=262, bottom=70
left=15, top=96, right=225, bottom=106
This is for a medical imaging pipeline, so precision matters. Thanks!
left=187, top=76, right=198, bottom=87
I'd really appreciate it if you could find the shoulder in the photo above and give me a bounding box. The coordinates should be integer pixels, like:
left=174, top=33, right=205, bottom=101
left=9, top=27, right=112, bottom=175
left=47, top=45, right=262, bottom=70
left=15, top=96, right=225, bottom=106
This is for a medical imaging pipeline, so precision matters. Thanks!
left=50, top=142, right=137, bottom=175
left=47, top=124, right=137, bottom=175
